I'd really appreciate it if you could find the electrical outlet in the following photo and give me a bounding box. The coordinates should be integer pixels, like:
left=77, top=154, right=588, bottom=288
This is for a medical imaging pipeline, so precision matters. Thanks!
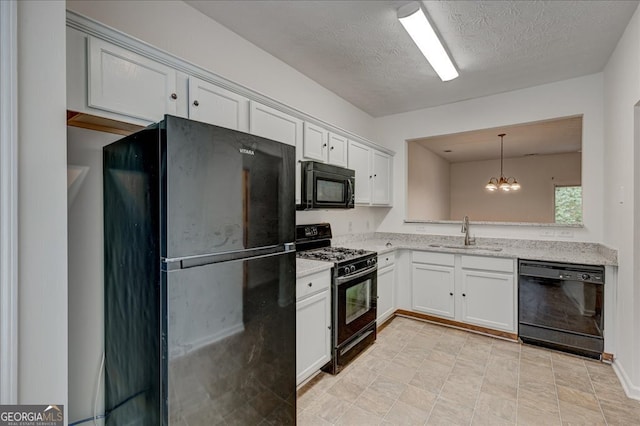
left=540, top=230, right=555, bottom=237
left=416, top=225, right=426, bottom=232
left=558, top=230, right=574, bottom=238
left=348, top=221, right=353, bottom=232
left=366, top=220, right=370, bottom=230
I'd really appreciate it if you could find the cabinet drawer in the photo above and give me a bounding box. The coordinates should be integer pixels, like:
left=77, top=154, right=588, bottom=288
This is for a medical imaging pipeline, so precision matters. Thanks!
left=296, top=270, right=331, bottom=301
left=377, top=252, right=396, bottom=269
left=461, top=255, right=514, bottom=273
left=412, top=251, right=455, bottom=266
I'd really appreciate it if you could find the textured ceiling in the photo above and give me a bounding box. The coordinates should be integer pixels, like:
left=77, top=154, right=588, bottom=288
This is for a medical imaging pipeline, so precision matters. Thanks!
left=412, top=115, right=582, bottom=163
left=185, top=0, right=639, bottom=118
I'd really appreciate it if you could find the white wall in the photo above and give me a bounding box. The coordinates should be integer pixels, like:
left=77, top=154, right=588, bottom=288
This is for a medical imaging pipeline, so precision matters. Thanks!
left=603, top=4, right=640, bottom=398
left=17, top=0, right=68, bottom=412
left=449, top=153, right=581, bottom=222
left=67, top=127, right=120, bottom=423
left=65, top=0, right=374, bottom=141
left=373, top=73, right=604, bottom=242
left=406, top=143, right=450, bottom=220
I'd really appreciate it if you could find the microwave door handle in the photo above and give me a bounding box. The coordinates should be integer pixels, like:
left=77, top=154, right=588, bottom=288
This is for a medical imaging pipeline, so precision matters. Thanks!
left=347, top=179, right=354, bottom=206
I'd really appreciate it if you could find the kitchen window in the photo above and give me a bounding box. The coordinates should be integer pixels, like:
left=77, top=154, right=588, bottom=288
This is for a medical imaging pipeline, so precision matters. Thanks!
left=555, top=185, right=583, bottom=224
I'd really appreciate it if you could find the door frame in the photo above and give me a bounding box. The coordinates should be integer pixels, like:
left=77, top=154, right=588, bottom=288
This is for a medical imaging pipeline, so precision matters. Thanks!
left=0, top=0, right=19, bottom=404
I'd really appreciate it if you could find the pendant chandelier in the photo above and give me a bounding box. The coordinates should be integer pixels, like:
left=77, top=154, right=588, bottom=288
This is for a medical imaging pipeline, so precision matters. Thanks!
left=485, top=133, right=521, bottom=192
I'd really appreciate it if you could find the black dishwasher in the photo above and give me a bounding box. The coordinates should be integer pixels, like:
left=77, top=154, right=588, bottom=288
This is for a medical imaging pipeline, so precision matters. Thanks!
left=518, top=260, right=604, bottom=359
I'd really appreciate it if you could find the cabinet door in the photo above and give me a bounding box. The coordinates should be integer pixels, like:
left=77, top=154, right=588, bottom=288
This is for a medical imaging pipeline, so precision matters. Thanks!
left=460, top=269, right=515, bottom=332
left=249, top=101, right=302, bottom=147
left=412, top=263, right=455, bottom=319
left=188, top=77, right=249, bottom=132
left=328, top=133, right=348, bottom=167
left=377, top=264, right=396, bottom=324
left=348, top=141, right=372, bottom=204
left=296, top=290, right=331, bottom=385
left=88, top=37, right=177, bottom=122
left=372, top=150, right=392, bottom=205
left=302, top=122, right=328, bottom=162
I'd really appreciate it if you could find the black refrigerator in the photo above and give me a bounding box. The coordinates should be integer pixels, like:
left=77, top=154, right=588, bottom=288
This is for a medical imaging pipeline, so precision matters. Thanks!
left=103, top=115, right=296, bottom=425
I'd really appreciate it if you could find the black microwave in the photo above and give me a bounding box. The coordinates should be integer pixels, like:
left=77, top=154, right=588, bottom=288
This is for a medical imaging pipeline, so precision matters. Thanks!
left=298, top=161, right=355, bottom=210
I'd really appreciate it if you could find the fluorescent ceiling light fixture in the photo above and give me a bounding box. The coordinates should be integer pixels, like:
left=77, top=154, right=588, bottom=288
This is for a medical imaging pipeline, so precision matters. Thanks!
left=397, top=2, right=459, bottom=81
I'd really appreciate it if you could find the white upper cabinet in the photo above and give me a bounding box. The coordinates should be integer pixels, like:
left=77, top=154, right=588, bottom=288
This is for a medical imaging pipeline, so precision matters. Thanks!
left=327, top=132, right=348, bottom=167
left=249, top=101, right=302, bottom=147
left=372, top=150, right=392, bottom=205
left=302, top=124, right=348, bottom=167
left=87, top=37, right=178, bottom=123
left=302, top=122, right=328, bottom=162
left=348, top=141, right=392, bottom=206
left=348, top=141, right=372, bottom=204
left=188, top=77, right=249, bottom=132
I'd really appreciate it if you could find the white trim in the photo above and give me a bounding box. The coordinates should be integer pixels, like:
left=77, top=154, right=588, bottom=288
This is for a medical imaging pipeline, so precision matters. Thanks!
left=0, top=0, right=19, bottom=404
left=612, top=360, right=640, bottom=401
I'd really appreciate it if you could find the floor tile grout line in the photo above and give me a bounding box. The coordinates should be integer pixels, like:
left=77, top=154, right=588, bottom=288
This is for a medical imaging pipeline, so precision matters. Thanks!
left=585, top=361, right=610, bottom=425
left=467, top=333, right=486, bottom=426
left=514, top=343, right=521, bottom=426
left=549, top=354, right=564, bottom=426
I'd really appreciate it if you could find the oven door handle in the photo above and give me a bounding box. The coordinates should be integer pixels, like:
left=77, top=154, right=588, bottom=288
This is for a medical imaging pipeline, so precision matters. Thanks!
left=336, top=265, right=377, bottom=285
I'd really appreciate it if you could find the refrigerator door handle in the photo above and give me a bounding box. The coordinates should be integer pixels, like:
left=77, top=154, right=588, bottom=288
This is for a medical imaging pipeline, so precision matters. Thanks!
left=162, top=243, right=296, bottom=271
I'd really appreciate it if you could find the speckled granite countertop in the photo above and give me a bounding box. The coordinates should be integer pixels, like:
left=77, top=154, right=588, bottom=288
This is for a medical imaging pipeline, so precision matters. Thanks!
left=296, top=232, right=617, bottom=277
left=332, top=233, right=618, bottom=266
left=296, top=258, right=332, bottom=278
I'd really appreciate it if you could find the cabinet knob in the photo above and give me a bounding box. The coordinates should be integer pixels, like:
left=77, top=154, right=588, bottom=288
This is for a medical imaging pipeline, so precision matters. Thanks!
left=374, top=174, right=377, bottom=177
left=170, top=93, right=178, bottom=100
left=330, top=146, right=334, bottom=150
left=323, top=143, right=327, bottom=148
left=193, top=100, right=199, bottom=107
left=449, top=292, right=453, bottom=296
left=307, top=282, right=313, bottom=287
left=369, top=175, right=373, bottom=179
left=462, top=293, right=466, bottom=297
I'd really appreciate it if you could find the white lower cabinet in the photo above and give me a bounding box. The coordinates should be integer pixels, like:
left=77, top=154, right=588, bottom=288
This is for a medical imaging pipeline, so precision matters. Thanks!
left=376, top=253, right=396, bottom=324
left=411, top=252, right=455, bottom=319
left=460, top=256, right=515, bottom=332
left=296, top=270, right=331, bottom=386
left=411, top=251, right=516, bottom=333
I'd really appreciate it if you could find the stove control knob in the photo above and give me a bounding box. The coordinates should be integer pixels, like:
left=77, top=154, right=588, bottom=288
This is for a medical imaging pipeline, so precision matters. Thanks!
left=351, top=265, right=357, bottom=273
left=581, top=273, right=591, bottom=281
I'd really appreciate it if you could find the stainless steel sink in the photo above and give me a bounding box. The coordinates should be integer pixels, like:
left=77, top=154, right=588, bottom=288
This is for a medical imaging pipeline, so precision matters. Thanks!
left=428, top=243, right=503, bottom=252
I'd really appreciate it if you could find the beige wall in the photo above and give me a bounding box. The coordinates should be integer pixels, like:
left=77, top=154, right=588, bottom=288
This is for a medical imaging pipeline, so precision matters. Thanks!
left=450, top=152, right=581, bottom=222
left=407, top=142, right=451, bottom=220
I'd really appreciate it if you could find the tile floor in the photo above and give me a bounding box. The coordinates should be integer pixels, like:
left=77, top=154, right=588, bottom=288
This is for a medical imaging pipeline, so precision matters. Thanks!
left=297, top=316, right=640, bottom=425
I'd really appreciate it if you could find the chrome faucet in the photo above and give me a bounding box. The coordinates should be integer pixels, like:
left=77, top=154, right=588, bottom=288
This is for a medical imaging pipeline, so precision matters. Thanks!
left=461, top=215, right=475, bottom=246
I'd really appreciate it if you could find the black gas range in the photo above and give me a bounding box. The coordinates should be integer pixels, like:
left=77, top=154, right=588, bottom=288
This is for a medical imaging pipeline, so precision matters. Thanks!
left=296, top=223, right=378, bottom=374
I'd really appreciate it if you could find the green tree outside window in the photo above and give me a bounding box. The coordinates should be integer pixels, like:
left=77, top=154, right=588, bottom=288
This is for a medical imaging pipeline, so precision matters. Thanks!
left=555, top=185, right=583, bottom=224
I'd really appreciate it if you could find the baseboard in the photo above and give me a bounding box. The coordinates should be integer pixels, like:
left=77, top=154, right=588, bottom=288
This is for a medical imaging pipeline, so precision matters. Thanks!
left=612, top=359, right=640, bottom=401
left=394, top=309, right=518, bottom=341
left=376, top=315, right=395, bottom=332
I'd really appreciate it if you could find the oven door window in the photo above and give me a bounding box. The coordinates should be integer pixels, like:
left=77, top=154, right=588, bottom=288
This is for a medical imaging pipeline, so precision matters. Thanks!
left=316, top=177, right=345, bottom=203
left=345, top=280, right=371, bottom=324
left=337, top=272, right=377, bottom=346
